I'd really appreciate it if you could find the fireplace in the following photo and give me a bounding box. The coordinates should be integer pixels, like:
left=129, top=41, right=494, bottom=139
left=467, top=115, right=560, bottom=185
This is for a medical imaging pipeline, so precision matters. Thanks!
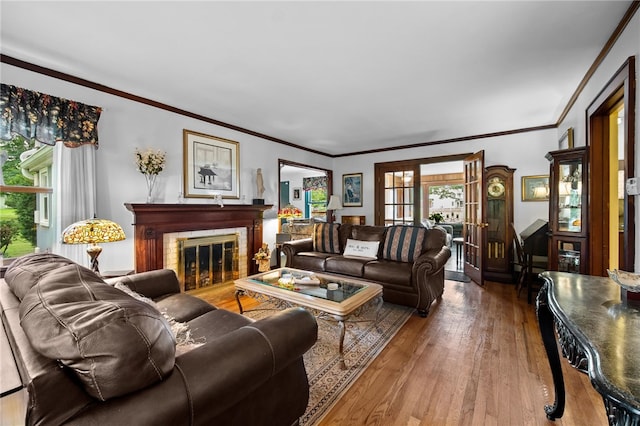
left=178, top=234, right=239, bottom=291
left=163, top=227, right=247, bottom=291
left=125, top=203, right=272, bottom=289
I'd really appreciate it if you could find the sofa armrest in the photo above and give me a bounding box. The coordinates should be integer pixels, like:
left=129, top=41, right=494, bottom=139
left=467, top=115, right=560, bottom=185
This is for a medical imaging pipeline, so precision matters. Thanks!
left=104, top=269, right=181, bottom=299
left=177, top=307, right=318, bottom=420
left=281, top=238, right=314, bottom=260
left=413, top=246, right=451, bottom=275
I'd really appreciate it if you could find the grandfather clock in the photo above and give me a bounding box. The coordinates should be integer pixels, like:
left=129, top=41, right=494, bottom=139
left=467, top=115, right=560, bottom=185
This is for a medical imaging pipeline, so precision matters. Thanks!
left=484, top=165, right=515, bottom=282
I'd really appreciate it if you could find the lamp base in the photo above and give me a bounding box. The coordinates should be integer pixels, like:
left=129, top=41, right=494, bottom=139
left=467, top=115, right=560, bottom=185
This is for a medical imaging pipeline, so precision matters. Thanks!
left=86, top=244, right=103, bottom=275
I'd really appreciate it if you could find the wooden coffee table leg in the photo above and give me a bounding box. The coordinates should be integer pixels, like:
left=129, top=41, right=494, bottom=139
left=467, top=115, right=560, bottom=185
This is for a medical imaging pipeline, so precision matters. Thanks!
left=338, top=318, right=347, bottom=370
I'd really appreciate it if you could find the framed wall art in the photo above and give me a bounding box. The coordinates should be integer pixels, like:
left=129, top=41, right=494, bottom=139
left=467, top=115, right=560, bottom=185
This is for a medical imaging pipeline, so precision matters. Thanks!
left=183, top=129, right=240, bottom=199
left=292, top=187, right=301, bottom=200
left=343, top=173, right=362, bottom=207
left=558, top=127, right=574, bottom=150
left=521, top=175, right=550, bottom=201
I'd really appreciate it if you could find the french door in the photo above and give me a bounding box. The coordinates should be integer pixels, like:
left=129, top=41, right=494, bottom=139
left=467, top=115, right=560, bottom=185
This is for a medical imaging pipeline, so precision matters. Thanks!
left=463, top=151, right=485, bottom=285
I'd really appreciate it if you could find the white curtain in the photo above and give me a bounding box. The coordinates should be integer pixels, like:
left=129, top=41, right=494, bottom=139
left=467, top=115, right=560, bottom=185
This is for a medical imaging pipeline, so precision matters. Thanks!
left=52, top=144, right=97, bottom=267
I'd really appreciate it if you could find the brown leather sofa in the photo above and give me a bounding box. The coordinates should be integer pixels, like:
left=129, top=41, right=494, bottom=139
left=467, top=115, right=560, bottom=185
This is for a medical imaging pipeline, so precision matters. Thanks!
left=0, top=253, right=317, bottom=426
left=282, top=224, right=451, bottom=317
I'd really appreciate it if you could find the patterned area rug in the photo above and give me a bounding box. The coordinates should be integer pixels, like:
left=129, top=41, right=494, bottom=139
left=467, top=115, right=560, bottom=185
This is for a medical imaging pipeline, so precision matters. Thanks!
left=246, top=301, right=413, bottom=425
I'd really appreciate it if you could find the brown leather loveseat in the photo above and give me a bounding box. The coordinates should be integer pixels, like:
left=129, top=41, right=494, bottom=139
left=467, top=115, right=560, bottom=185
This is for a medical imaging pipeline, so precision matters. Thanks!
left=282, top=224, right=451, bottom=317
left=0, top=253, right=317, bottom=426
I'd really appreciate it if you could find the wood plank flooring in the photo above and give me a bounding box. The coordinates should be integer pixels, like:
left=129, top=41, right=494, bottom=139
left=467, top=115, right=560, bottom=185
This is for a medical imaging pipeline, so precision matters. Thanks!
left=196, top=279, right=607, bottom=426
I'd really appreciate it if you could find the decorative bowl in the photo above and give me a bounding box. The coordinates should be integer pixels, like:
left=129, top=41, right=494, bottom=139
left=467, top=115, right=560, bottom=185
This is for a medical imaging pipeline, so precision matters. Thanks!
left=607, top=269, right=640, bottom=293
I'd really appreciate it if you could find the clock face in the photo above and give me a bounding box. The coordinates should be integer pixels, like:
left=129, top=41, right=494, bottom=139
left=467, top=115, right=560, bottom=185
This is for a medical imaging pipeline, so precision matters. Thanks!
left=488, top=180, right=505, bottom=197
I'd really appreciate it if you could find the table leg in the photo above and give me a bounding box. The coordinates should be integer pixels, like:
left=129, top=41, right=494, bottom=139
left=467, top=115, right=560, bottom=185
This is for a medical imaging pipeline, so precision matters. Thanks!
left=338, top=319, right=347, bottom=370
left=536, top=282, right=565, bottom=420
left=234, top=289, right=245, bottom=314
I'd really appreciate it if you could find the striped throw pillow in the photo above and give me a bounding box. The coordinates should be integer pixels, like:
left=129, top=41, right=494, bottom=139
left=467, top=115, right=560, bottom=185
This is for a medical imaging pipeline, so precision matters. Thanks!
left=382, top=225, right=426, bottom=262
left=313, top=223, right=341, bottom=254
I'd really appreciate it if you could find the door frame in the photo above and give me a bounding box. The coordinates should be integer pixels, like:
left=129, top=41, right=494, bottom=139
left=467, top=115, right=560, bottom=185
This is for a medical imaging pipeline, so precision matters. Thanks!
left=586, top=56, right=635, bottom=274
left=374, top=154, right=471, bottom=226
left=278, top=159, right=333, bottom=222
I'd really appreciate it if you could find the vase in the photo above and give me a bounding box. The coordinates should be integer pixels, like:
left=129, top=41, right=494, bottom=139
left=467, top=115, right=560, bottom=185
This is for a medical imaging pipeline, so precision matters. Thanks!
left=145, top=174, right=157, bottom=203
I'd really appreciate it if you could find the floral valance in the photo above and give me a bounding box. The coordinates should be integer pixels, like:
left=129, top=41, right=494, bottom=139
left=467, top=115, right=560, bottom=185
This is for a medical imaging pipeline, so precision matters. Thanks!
left=0, top=83, right=102, bottom=148
left=303, top=176, right=327, bottom=191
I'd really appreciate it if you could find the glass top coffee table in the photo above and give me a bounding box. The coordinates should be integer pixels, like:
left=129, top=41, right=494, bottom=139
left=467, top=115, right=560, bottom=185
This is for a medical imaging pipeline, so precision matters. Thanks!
left=235, top=268, right=383, bottom=369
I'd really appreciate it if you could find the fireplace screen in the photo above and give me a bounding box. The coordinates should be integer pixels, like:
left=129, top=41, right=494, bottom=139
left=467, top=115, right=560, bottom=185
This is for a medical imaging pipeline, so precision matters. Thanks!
left=178, top=234, right=239, bottom=291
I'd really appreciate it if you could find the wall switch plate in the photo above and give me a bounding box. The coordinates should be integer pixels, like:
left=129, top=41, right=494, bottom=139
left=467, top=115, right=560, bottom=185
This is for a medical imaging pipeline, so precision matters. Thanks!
left=626, top=177, right=640, bottom=195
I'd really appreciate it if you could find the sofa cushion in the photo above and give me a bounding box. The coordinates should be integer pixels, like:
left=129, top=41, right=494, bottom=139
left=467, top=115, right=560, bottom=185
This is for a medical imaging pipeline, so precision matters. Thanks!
left=382, top=225, right=426, bottom=262
left=5, top=255, right=176, bottom=401
left=363, top=259, right=413, bottom=287
left=290, top=252, right=332, bottom=271
left=325, top=255, right=369, bottom=277
left=313, top=223, right=341, bottom=254
left=3, top=252, right=77, bottom=300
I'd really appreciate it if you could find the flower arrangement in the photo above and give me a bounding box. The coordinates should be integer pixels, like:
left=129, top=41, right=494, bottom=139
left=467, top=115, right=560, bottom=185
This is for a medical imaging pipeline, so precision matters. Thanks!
left=135, top=148, right=166, bottom=202
left=135, top=148, right=166, bottom=175
left=277, top=205, right=303, bottom=219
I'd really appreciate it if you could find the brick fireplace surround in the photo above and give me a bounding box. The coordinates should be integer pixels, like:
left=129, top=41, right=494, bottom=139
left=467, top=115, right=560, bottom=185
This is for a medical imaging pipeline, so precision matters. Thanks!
left=125, top=203, right=272, bottom=276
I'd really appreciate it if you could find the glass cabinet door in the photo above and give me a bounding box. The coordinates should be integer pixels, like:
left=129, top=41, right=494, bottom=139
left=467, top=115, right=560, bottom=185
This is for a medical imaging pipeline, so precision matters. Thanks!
left=556, top=159, right=583, bottom=233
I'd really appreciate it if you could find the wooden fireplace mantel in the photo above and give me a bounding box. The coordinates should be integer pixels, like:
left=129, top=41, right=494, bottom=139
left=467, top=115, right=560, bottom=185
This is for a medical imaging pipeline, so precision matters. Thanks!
left=125, top=203, right=273, bottom=274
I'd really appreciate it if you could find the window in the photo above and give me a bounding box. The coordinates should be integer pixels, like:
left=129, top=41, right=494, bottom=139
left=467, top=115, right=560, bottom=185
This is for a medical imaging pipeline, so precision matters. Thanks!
left=0, top=135, right=52, bottom=258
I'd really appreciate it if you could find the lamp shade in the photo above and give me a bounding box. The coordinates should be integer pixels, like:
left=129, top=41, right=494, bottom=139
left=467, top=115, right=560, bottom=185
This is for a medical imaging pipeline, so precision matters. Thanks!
left=327, top=195, right=343, bottom=211
left=62, top=219, right=126, bottom=244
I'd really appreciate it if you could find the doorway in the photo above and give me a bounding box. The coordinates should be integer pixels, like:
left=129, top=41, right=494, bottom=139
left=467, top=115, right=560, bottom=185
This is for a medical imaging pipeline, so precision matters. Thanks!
left=278, top=159, right=333, bottom=225
left=587, top=56, right=635, bottom=275
left=374, top=154, right=469, bottom=275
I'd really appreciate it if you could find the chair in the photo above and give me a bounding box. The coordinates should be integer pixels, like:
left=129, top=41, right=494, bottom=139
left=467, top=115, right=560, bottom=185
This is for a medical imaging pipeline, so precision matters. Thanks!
left=510, top=223, right=547, bottom=303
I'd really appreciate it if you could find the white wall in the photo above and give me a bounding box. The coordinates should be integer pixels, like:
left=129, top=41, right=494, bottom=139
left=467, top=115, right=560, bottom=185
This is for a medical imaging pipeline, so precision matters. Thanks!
left=1, top=63, right=332, bottom=271
left=333, top=129, right=556, bottom=233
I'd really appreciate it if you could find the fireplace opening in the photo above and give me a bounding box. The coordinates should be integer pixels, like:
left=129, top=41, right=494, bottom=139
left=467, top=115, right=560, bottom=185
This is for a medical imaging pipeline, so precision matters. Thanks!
left=178, top=234, right=239, bottom=291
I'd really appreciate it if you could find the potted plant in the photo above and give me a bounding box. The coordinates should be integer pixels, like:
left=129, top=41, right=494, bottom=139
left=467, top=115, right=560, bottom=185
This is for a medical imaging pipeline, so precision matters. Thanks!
left=429, top=212, right=444, bottom=223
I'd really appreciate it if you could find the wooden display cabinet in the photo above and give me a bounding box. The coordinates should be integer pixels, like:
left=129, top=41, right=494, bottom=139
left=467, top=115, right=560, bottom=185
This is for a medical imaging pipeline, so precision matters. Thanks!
left=546, top=147, right=588, bottom=273
left=483, top=165, right=516, bottom=282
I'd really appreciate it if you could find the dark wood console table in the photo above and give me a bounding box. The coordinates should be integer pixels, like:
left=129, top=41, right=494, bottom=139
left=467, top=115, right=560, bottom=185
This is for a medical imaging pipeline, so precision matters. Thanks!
left=537, top=271, right=640, bottom=424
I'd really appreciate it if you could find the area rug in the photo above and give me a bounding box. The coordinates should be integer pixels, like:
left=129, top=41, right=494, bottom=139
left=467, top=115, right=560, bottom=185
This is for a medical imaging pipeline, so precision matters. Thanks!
left=245, top=301, right=413, bottom=425
left=445, top=269, right=471, bottom=282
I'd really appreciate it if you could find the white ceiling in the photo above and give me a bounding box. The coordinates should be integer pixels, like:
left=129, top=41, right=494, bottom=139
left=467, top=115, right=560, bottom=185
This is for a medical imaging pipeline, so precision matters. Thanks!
left=0, top=1, right=633, bottom=156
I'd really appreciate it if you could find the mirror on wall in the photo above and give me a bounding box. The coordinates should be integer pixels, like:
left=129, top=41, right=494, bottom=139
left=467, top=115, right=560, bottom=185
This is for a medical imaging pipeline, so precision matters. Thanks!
left=278, top=159, right=332, bottom=225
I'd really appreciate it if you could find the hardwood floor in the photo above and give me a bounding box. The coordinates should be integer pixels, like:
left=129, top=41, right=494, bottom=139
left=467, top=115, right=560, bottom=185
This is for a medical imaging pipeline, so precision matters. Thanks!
left=196, top=279, right=607, bottom=426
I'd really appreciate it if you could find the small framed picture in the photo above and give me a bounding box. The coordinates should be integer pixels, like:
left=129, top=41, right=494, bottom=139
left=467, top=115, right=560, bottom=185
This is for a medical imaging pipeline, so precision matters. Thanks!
left=343, top=173, right=362, bottom=207
left=558, top=127, right=574, bottom=150
left=292, top=187, right=301, bottom=200
left=521, top=175, right=550, bottom=201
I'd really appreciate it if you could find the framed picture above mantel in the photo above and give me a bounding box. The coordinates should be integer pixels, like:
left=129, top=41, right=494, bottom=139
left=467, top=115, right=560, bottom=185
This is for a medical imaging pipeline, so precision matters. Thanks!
left=183, top=129, right=240, bottom=199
